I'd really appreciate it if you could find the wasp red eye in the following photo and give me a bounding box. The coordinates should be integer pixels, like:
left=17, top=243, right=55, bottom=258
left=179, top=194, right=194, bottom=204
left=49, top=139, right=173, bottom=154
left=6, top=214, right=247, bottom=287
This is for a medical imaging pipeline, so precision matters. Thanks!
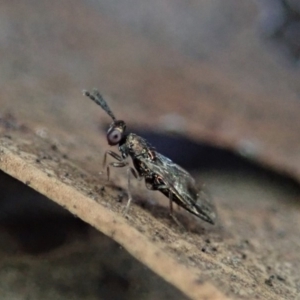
left=107, top=129, right=122, bottom=145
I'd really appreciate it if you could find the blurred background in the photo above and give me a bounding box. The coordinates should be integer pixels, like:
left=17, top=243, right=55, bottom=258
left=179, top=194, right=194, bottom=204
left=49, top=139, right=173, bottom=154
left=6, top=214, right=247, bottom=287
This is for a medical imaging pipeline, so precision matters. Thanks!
left=0, top=0, right=300, bottom=299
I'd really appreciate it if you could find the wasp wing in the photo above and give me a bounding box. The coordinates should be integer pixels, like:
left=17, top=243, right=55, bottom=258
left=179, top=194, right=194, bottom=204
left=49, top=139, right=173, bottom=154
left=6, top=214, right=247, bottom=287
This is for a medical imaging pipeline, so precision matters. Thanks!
left=142, top=153, right=216, bottom=224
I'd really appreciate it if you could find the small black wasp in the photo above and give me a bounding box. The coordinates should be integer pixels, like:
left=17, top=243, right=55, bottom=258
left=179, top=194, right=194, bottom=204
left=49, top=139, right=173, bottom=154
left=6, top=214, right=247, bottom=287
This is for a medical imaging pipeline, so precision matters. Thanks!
left=84, top=89, right=216, bottom=224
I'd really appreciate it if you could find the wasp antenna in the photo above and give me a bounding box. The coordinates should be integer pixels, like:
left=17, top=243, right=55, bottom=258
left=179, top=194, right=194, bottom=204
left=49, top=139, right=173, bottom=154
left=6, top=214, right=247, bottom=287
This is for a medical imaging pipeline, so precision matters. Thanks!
left=83, top=89, right=116, bottom=121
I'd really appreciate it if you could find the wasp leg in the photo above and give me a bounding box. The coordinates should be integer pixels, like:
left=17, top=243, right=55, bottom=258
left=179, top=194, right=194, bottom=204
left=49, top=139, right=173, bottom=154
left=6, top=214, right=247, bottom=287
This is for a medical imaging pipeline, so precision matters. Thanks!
left=100, top=151, right=144, bottom=216
left=148, top=179, right=185, bottom=229
left=123, top=167, right=140, bottom=216
left=145, top=176, right=168, bottom=190
left=101, top=151, right=142, bottom=216
left=103, top=150, right=126, bottom=181
left=168, top=191, right=185, bottom=230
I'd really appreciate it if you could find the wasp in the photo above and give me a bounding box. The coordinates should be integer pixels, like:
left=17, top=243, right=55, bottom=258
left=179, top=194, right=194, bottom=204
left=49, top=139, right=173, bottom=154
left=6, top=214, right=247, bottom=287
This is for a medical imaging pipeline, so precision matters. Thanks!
left=83, top=89, right=216, bottom=224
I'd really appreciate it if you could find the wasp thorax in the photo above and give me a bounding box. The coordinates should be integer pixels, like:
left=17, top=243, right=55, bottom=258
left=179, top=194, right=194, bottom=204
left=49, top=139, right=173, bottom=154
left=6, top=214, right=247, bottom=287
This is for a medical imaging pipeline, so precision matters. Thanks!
left=126, top=134, right=148, bottom=155
left=106, top=120, right=126, bottom=145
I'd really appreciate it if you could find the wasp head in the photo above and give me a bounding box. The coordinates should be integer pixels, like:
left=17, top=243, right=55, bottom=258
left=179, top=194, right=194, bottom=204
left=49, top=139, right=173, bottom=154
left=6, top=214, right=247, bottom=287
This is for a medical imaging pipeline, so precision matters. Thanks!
left=106, top=120, right=126, bottom=146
